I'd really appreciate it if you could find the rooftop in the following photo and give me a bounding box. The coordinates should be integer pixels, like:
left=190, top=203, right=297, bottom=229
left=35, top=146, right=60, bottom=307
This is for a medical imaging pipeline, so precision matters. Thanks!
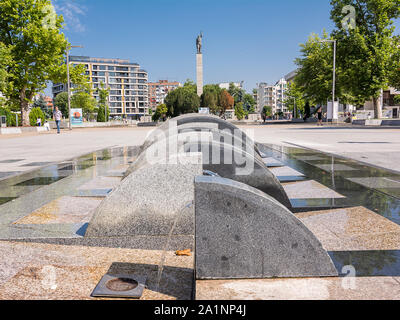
left=69, top=56, right=140, bottom=67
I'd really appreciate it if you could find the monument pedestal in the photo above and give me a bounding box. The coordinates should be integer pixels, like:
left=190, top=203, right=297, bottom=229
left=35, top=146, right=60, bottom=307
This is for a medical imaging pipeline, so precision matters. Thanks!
left=196, top=53, right=203, bottom=97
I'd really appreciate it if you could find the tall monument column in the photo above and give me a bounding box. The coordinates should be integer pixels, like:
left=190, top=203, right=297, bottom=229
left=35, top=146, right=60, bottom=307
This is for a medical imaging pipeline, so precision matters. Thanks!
left=196, top=53, right=203, bottom=97
left=196, top=32, right=203, bottom=97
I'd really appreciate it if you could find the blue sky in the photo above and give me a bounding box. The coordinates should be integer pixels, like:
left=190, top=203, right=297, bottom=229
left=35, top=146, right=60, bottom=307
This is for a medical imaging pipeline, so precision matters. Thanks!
left=47, top=0, right=399, bottom=95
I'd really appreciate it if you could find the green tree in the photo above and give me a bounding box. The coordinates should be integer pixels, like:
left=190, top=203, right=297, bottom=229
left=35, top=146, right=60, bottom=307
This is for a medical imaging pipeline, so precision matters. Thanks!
left=53, top=92, right=68, bottom=117
left=165, top=80, right=200, bottom=117
left=29, top=107, right=45, bottom=126
left=243, top=93, right=256, bottom=112
left=71, top=92, right=96, bottom=121
left=262, top=106, right=272, bottom=122
left=96, top=82, right=110, bottom=122
left=51, top=64, right=91, bottom=119
left=234, top=102, right=245, bottom=120
left=283, top=81, right=306, bottom=118
left=330, top=0, right=400, bottom=118
left=389, top=37, right=400, bottom=90
left=152, top=103, right=168, bottom=122
left=0, top=0, right=69, bottom=126
left=295, top=31, right=337, bottom=105
left=68, top=64, right=95, bottom=120
left=33, top=95, right=51, bottom=118
left=201, top=84, right=222, bottom=115
left=228, top=83, right=245, bottom=105
left=0, top=42, right=13, bottom=94
left=0, top=106, right=14, bottom=126
left=219, top=89, right=234, bottom=116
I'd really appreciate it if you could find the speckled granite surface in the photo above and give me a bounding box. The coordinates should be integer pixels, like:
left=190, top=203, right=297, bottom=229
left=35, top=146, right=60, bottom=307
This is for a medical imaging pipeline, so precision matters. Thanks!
left=0, top=241, right=194, bottom=300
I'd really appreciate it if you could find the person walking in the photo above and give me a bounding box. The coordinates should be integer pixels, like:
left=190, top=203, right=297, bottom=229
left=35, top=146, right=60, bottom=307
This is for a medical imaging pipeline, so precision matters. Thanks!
left=317, top=106, right=323, bottom=126
left=53, top=107, right=62, bottom=134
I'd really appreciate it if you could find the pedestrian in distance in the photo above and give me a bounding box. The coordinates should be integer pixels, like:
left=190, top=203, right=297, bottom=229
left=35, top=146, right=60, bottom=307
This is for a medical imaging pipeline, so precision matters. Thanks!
left=53, top=106, right=62, bottom=134
left=317, top=106, right=323, bottom=126
left=36, top=118, right=41, bottom=127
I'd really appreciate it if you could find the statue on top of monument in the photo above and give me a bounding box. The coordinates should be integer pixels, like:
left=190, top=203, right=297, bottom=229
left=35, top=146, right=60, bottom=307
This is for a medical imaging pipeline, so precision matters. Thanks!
left=196, top=32, right=203, bottom=54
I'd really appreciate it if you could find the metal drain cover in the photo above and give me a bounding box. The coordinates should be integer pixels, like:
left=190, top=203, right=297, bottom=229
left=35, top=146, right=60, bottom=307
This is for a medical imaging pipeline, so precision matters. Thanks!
left=91, top=274, right=146, bottom=299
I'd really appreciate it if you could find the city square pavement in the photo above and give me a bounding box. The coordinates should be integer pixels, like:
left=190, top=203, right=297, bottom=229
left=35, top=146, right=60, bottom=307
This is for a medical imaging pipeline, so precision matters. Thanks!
left=0, top=123, right=400, bottom=300
left=1, top=124, right=400, bottom=176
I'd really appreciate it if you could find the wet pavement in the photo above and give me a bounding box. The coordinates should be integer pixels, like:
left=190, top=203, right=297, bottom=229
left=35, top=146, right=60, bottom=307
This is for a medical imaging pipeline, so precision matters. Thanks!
left=0, top=142, right=399, bottom=299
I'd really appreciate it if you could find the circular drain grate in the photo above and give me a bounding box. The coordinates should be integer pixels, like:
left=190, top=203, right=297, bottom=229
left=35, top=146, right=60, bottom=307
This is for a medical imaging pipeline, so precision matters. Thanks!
left=106, top=278, right=138, bottom=292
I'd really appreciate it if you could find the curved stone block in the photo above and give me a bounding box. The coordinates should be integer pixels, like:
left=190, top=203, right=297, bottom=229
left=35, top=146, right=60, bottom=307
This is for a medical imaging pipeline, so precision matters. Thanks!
left=85, top=153, right=203, bottom=237
left=141, top=114, right=258, bottom=156
left=183, top=140, right=292, bottom=209
left=195, top=176, right=338, bottom=279
left=123, top=131, right=212, bottom=178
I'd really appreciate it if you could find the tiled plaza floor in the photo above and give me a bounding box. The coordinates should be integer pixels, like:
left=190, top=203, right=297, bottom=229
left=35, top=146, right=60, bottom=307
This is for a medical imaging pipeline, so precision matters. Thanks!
left=0, top=143, right=399, bottom=299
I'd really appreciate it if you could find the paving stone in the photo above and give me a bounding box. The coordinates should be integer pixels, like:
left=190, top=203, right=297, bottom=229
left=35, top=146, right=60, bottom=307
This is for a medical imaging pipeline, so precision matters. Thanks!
left=14, top=196, right=103, bottom=225
left=283, top=180, right=346, bottom=199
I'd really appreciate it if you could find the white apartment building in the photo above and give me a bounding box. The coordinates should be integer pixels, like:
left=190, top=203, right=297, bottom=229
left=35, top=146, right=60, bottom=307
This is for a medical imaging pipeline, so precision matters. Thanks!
left=257, top=78, right=288, bottom=115
left=218, top=81, right=244, bottom=90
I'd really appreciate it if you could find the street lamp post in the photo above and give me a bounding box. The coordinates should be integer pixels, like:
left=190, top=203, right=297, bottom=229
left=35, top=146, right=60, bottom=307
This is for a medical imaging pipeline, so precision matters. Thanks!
left=320, top=39, right=337, bottom=121
left=66, top=45, right=83, bottom=131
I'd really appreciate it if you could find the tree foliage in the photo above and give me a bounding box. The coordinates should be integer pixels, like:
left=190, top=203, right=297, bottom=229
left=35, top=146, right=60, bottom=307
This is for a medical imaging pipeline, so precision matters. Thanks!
left=29, top=106, right=45, bottom=126
left=219, top=90, right=234, bottom=115
left=200, top=84, right=222, bottom=115
left=294, top=1, right=400, bottom=118
left=243, top=93, right=256, bottom=112
left=0, top=42, right=12, bottom=94
left=283, top=81, right=306, bottom=117
left=228, top=83, right=245, bottom=106
left=33, top=95, right=51, bottom=118
left=71, top=92, right=96, bottom=121
left=96, top=82, right=110, bottom=122
left=234, top=102, right=245, bottom=120
left=261, top=106, right=272, bottom=122
left=330, top=0, right=400, bottom=118
left=53, top=92, right=68, bottom=117
left=152, top=103, right=168, bottom=122
left=165, top=80, right=200, bottom=117
left=295, top=31, right=336, bottom=105
left=0, top=0, right=69, bottom=126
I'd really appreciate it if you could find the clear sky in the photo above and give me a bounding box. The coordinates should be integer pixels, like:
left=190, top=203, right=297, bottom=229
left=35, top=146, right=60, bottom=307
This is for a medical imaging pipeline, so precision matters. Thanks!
left=47, top=0, right=399, bottom=95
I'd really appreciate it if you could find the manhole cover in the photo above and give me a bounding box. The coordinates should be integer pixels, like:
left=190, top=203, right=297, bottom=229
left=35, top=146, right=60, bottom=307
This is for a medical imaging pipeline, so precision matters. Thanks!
left=106, top=278, right=138, bottom=292
left=91, top=274, right=146, bottom=299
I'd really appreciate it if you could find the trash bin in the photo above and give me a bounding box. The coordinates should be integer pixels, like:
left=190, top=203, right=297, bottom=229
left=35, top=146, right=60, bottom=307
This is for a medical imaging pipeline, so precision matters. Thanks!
left=0, top=115, right=6, bottom=128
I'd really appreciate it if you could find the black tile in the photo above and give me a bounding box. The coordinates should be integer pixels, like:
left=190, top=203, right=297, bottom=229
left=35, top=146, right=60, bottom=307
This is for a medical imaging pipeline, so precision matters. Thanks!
left=0, top=172, right=22, bottom=179
left=15, top=176, right=66, bottom=186
left=74, top=189, right=113, bottom=198
left=376, top=188, right=400, bottom=200
left=290, top=198, right=353, bottom=212
left=0, top=159, right=25, bottom=164
left=0, top=197, right=17, bottom=205
left=329, top=250, right=400, bottom=277
left=277, top=176, right=308, bottom=183
left=21, top=162, right=53, bottom=167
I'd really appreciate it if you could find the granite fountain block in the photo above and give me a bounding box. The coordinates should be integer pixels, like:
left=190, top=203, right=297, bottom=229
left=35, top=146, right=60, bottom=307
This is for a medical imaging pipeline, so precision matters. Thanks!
left=194, top=176, right=338, bottom=279
left=124, top=132, right=291, bottom=208
left=123, top=131, right=213, bottom=178
left=183, top=140, right=292, bottom=209
left=140, top=114, right=257, bottom=156
left=85, top=153, right=203, bottom=237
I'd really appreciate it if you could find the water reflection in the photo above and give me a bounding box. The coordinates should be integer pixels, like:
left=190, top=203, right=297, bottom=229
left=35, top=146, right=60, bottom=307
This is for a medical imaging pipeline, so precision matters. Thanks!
left=329, top=250, right=400, bottom=277
left=262, top=144, right=400, bottom=225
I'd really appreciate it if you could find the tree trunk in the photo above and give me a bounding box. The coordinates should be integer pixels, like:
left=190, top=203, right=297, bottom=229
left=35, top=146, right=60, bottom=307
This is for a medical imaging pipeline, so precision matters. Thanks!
left=20, top=87, right=30, bottom=127
left=373, top=93, right=383, bottom=119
